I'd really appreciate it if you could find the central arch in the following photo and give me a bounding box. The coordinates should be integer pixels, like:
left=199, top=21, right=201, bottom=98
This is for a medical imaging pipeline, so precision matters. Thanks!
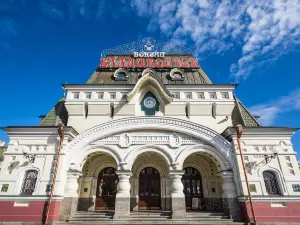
left=65, top=117, right=235, bottom=171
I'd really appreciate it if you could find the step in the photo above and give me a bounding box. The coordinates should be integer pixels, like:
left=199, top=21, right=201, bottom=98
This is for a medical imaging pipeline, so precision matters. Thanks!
left=56, top=221, right=245, bottom=225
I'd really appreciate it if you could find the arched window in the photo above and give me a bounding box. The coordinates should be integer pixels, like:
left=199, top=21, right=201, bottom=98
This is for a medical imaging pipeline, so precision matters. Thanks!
left=21, top=170, right=38, bottom=195
left=170, top=68, right=184, bottom=81
left=113, top=68, right=128, bottom=81
left=263, top=171, right=281, bottom=195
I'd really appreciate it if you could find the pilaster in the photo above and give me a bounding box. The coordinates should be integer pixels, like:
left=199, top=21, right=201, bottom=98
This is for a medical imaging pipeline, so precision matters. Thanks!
left=59, top=169, right=81, bottom=221
left=220, top=171, right=243, bottom=221
left=114, top=170, right=132, bottom=219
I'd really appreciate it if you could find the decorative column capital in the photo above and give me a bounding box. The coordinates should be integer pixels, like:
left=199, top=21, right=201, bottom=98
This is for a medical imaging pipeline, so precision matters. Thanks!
left=169, top=170, right=184, bottom=177
left=219, top=170, right=234, bottom=179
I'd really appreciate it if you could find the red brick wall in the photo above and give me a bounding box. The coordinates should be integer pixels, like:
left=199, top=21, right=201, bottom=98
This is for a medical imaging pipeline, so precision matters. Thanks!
left=0, top=201, right=60, bottom=222
left=241, top=201, right=300, bottom=222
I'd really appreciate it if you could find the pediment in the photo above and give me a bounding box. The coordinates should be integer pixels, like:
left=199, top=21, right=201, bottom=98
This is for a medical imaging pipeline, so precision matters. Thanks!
left=91, top=131, right=206, bottom=148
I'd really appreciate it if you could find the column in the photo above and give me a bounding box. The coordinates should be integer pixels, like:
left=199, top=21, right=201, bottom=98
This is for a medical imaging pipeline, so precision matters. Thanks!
left=169, top=170, right=186, bottom=219
left=59, top=169, right=82, bottom=221
left=88, top=176, right=97, bottom=211
left=114, top=170, right=132, bottom=219
left=221, top=171, right=243, bottom=221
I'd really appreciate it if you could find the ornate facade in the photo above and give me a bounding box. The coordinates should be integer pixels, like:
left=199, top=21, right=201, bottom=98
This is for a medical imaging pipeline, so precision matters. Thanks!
left=0, top=39, right=299, bottom=223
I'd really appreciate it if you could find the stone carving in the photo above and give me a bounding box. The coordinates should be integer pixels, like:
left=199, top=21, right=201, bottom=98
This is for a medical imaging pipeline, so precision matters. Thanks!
left=67, top=117, right=232, bottom=151
left=119, top=133, right=131, bottom=148
left=92, top=131, right=203, bottom=148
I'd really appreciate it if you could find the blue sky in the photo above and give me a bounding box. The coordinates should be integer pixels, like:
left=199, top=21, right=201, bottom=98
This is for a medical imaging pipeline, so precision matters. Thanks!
left=0, top=0, right=299, bottom=158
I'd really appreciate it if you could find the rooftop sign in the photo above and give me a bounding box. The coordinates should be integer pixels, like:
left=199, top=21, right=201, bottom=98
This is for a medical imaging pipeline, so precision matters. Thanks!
left=99, top=56, right=200, bottom=68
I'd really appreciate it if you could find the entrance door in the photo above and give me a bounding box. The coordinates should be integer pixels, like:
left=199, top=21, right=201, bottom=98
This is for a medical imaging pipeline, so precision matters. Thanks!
left=95, top=167, right=118, bottom=210
left=139, top=167, right=161, bottom=209
left=182, top=167, right=204, bottom=210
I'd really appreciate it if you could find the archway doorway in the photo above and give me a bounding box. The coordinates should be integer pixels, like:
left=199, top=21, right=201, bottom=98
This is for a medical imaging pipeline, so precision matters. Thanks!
left=182, top=167, right=204, bottom=210
left=139, top=167, right=161, bottom=209
left=95, top=167, right=118, bottom=210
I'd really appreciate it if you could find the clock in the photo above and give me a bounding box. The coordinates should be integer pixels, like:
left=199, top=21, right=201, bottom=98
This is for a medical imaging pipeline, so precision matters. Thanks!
left=143, top=97, right=156, bottom=109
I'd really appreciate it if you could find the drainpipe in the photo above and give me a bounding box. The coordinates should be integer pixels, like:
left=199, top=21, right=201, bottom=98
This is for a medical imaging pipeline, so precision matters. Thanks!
left=236, top=125, right=256, bottom=225
left=44, top=124, right=64, bottom=224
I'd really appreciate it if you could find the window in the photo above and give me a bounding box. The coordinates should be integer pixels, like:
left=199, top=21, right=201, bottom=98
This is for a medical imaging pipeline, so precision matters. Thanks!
left=73, top=92, right=79, bottom=99
left=197, top=92, right=204, bottom=99
left=292, top=184, right=300, bottom=192
left=110, top=102, right=114, bottom=118
left=209, top=92, right=217, bottom=99
left=1, top=184, right=9, bottom=192
left=170, top=68, right=184, bottom=80
left=97, top=92, right=104, bottom=99
left=109, top=92, right=116, bottom=99
left=185, top=102, right=190, bottom=118
left=263, top=171, right=281, bottom=195
left=173, top=92, right=180, bottom=99
left=114, top=68, right=128, bottom=80
left=21, top=170, right=38, bottom=195
left=120, top=92, right=127, bottom=101
left=221, top=92, right=229, bottom=99
left=185, top=92, right=192, bottom=99
left=285, top=156, right=290, bottom=161
left=86, top=92, right=92, bottom=99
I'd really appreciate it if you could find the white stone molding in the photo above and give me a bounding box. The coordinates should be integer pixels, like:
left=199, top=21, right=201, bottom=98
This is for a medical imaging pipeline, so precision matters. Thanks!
left=64, top=169, right=82, bottom=197
left=127, top=74, right=173, bottom=104
left=65, top=117, right=234, bottom=170
left=92, top=131, right=202, bottom=148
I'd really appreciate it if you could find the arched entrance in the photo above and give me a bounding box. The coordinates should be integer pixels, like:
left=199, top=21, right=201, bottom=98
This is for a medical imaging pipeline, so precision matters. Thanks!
left=95, top=167, right=118, bottom=210
left=139, top=167, right=161, bottom=209
left=182, top=167, right=204, bottom=210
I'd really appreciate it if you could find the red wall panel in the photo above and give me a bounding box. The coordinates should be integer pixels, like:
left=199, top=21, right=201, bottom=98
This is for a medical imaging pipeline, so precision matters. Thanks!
left=0, top=201, right=60, bottom=222
left=241, top=201, right=300, bottom=222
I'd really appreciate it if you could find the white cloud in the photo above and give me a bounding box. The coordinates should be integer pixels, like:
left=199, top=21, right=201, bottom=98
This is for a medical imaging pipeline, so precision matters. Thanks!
left=248, top=88, right=300, bottom=126
left=130, top=0, right=300, bottom=81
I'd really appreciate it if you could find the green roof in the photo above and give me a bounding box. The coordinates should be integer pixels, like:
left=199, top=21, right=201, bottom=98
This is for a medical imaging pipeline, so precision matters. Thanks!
left=39, top=97, right=68, bottom=126
left=232, top=97, right=260, bottom=127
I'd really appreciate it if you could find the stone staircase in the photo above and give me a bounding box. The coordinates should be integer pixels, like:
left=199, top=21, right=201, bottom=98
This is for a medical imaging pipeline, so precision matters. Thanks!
left=56, top=210, right=246, bottom=224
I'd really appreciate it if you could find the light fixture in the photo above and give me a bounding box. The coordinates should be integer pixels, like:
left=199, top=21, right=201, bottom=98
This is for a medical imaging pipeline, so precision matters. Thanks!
left=264, top=153, right=278, bottom=164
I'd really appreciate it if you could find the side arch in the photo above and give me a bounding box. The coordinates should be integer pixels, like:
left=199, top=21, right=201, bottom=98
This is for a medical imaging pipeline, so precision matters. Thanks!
left=71, top=145, right=122, bottom=171
left=175, top=144, right=232, bottom=171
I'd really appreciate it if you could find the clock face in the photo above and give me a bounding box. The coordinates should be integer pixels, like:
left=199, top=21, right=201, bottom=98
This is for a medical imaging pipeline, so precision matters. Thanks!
left=144, top=97, right=156, bottom=109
